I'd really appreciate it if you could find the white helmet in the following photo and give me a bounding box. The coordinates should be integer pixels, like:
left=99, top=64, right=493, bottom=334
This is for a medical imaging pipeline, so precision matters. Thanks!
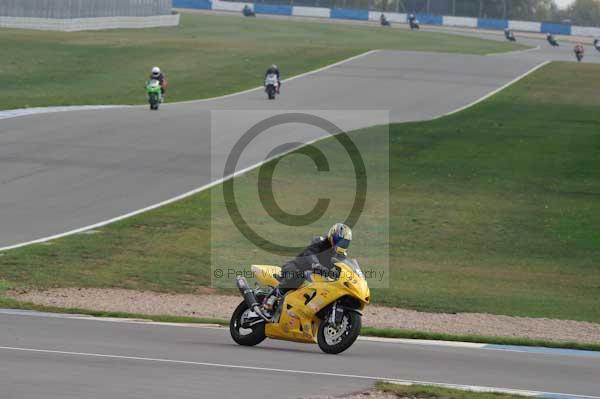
left=151, top=66, right=161, bottom=77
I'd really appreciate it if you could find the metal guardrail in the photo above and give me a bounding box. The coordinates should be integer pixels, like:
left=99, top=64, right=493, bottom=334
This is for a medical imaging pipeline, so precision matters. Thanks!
left=0, top=0, right=172, bottom=18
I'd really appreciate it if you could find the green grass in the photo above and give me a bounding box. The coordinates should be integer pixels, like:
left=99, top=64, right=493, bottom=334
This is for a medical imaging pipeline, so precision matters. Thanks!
left=1, top=62, right=599, bottom=324
left=0, top=12, right=524, bottom=110
left=376, top=382, right=527, bottom=399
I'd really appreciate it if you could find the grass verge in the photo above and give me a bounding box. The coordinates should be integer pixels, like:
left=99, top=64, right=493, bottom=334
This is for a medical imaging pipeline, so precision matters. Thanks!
left=0, top=12, right=524, bottom=109
left=2, top=62, right=599, bottom=324
left=376, top=381, right=527, bottom=399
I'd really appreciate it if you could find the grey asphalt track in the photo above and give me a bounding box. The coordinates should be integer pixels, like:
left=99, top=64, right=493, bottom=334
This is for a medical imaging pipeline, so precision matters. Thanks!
left=0, top=49, right=545, bottom=249
left=2, top=25, right=600, bottom=399
left=1, top=311, right=600, bottom=399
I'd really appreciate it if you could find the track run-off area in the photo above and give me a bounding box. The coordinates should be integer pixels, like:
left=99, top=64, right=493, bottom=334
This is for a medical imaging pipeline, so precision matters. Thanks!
left=1, top=21, right=600, bottom=398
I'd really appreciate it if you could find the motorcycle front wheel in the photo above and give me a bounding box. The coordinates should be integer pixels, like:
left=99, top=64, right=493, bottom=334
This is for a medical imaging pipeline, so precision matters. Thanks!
left=230, top=301, right=266, bottom=346
left=317, top=311, right=361, bottom=354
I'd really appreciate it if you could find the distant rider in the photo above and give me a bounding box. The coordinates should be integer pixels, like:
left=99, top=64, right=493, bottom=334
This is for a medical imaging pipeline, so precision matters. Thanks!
left=575, top=43, right=585, bottom=57
left=150, top=66, right=168, bottom=99
left=380, top=13, right=390, bottom=26
left=264, top=64, right=281, bottom=94
left=594, top=38, right=600, bottom=51
left=408, top=13, right=417, bottom=30
left=242, top=4, right=255, bottom=16
left=504, top=28, right=515, bottom=41
left=263, top=223, right=353, bottom=311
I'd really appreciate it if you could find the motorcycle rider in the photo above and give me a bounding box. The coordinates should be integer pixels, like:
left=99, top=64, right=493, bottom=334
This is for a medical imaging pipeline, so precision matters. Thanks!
left=149, top=66, right=168, bottom=99
left=546, top=33, right=558, bottom=46
left=574, top=43, right=585, bottom=61
left=380, top=13, right=390, bottom=26
left=264, top=64, right=281, bottom=94
left=504, top=28, right=515, bottom=41
left=408, top=13, right=418, bottom=30
left=263, top=223, right=353, bottom=311
left=594, top=38, right=600, bottom=51
left=242, top=4, right=255, bottom=16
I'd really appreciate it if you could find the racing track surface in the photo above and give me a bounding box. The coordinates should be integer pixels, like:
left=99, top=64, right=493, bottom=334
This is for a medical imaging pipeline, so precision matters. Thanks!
left=2, top=29, right=600, bottom=399
left=1, top=311, right=600, bottom=399
left=0, top=49, right=546, bottom=249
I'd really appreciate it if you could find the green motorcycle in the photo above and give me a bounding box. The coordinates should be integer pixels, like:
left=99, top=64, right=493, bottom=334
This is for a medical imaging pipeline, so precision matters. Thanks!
left=145, top=79, right=163, bottom=110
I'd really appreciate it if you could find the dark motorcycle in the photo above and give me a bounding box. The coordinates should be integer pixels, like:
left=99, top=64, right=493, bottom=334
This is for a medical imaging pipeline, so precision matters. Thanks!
left=504, top=29, right=516, bottom=42
left=575, top=44, right=585, bottom=62
left=265, top=73, right=279, bottom=100
left=547, top=34, right=559, bottom=47
left=380, top=15, right=391, bottom=27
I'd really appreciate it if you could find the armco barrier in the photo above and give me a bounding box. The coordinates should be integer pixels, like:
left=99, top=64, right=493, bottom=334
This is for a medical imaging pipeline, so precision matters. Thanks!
left=572, top=26, right=600, bottom=37
left=173, top=0, right=212, bottom=9
left=211, top=0, right=250, bottom=11
left=477, top=17, right=508, bottom=30
left=368, top=11, right=406, bottom=23
left=330, top=8, right=368, bottom=21
left=0, top=0, right=171, bottom=18
left=541, top=22, right=571, bottom=35
left=254, top=3, right=292, bottom=15
left=292, top=6, right=330, bottom=18
left=443, top=16, right=477, bottom=28
left=0, top=14, right=180, bottom=31
left=173, top=0, right=600, bottom=38
left=508, top=20, right=541, bottom=32
left=416, top=14, right=442, bottom=25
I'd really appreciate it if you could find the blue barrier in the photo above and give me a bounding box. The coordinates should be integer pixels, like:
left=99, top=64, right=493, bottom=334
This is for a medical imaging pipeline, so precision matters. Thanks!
left=330, top=8, right=368, bottom=20
left=416, top=14, right=442, bottom=25
left=477, top=18, right=508, bottom=30
left=254, top=4, right=293, bottom=15
left=173, top=0, right=212, bottom=10
left=172, top=0, right=600, bottom=37
left=541, top=22, right=571, bottom=35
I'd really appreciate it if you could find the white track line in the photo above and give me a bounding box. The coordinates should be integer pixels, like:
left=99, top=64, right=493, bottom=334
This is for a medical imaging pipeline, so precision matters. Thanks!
left=1, top=346, right=598, bottom=399
left=487, top=45, right=541, bottom=56
left=0, top=50, right=380, bottom=121
left=0, top=57, right=548, bottom=252
left=434, top=60, right=550, bottom=119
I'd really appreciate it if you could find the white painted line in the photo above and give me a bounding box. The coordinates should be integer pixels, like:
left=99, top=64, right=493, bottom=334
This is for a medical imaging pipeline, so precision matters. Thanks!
left=358, top=335, right=487, bottom=349
left=0, top=50, right=380, bottom=120
left=0, top=57, right=548, bottom=253
left=487, top=45, right=541, bottom=56
left=0, top=105, right=128, bottom=121
left=0, top=50, right=379, bottom=252
left=1, top=346, right=599, bottom=399
left=5, top=309, right=599, bottom=359
left=434, top=60, right=550, bottom=119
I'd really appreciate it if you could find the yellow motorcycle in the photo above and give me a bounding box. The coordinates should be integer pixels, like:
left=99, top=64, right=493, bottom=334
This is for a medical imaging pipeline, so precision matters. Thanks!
left=230, top=256, right=370, bottom=354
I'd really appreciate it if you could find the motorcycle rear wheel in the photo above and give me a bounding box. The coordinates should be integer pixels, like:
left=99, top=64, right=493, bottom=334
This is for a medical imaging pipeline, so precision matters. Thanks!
left=230, top=301, right=267, bottom=346
left=317, top=311, right=361, bottom=354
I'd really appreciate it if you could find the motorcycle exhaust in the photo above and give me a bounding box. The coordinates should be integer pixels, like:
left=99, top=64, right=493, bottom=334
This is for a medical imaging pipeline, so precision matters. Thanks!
left=236, top=276, right=270, bottom=322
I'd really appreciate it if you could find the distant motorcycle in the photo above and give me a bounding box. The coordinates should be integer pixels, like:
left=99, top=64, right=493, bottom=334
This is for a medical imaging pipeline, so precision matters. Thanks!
left=504, top=29, right=516, bottom=42
left=547, top=34, right=559, bottom=47
left=409, top=19, right=420, bottom=30
left=145, top=79, right=162, bottom=111
left=380, top=14, right=391, bottom=27
left=594, top=39, right=600, bottom=52
left=265, top=73, right=279, bottom=100
left=242, top=5, right=255, bottom=17
left=575, top=44, right=585, bottom=62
